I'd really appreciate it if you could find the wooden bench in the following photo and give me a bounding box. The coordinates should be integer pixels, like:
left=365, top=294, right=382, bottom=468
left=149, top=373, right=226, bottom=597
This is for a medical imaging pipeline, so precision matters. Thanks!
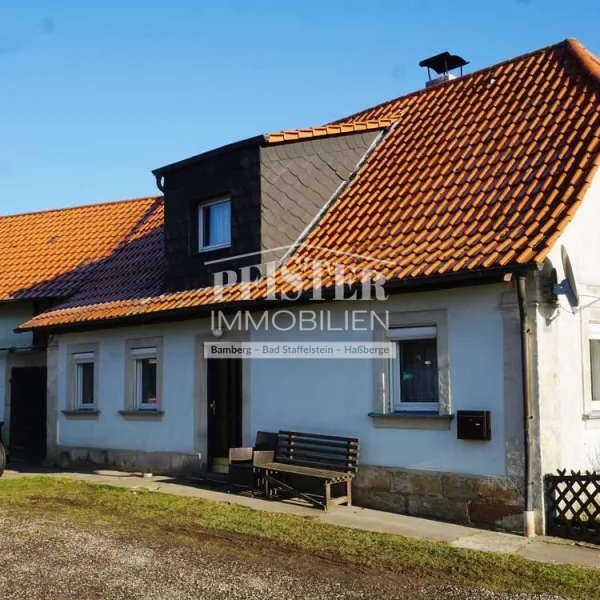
left=255, top=430, right=360, bottom=511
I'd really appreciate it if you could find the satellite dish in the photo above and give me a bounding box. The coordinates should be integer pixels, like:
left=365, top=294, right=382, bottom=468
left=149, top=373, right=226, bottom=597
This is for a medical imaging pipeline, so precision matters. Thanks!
left=552, top=246, right=580, bottom=310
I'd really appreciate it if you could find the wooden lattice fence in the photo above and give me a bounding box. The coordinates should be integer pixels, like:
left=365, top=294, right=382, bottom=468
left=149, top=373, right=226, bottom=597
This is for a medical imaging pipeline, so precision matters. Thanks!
left=545, top=470, right=600, bottom=542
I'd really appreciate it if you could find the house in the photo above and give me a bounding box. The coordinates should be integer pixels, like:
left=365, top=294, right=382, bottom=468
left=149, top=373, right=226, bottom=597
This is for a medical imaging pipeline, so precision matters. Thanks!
left=5, top=38, right=600, bottom=535
left=0, top=198, right=163, bottom=460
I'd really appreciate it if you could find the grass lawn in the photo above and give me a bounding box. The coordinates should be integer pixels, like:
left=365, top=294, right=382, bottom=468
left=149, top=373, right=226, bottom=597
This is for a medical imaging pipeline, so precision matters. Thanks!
left=0, top=477, right=598, bottom=599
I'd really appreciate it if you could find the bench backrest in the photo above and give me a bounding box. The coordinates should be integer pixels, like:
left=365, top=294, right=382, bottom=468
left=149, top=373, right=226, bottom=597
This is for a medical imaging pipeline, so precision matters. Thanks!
left=254, top=430, right=279, bottom=452
left=275, top=430, right=360, bottom=474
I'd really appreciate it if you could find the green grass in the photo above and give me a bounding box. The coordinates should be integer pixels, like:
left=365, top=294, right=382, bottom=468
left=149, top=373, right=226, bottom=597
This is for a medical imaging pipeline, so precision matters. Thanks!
left=0, top=477, right=598, bottom=599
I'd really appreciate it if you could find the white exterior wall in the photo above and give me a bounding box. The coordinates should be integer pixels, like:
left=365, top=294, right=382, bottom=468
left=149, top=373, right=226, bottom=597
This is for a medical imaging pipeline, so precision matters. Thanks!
left=57, top=323, right=201, bottom=454
left=249, top=285, right=507, bottom=476
left=536, top=168, right=600, bottom=473
left=54, top=283, right=512, bottom=478
left=0, top=304, right=34, bottom=349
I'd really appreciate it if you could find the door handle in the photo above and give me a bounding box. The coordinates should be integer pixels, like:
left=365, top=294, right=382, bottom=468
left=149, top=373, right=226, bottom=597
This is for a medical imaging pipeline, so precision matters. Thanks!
left=209, top=401, right=216, bottom=416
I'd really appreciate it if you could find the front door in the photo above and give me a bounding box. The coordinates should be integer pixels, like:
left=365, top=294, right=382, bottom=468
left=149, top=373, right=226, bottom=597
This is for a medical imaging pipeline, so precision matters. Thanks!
left=9, top=366, right=48, bottom=463
left=207, top=358, right=242, bottom=473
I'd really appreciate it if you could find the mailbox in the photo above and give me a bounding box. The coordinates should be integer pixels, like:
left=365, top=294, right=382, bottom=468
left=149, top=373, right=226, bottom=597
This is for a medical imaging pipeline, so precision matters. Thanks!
left=457, top=410, right=491, bottom=441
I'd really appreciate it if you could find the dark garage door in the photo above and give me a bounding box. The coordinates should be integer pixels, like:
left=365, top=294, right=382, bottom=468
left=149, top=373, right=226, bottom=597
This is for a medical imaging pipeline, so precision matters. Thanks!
left=9, top=366, right=47, bottom=462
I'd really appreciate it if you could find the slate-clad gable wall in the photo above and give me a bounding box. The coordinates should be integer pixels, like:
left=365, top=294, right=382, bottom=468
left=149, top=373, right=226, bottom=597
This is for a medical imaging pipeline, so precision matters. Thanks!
left=162, top=143, right=262, bottom=292
left=162, top=132, right=377, bottom=293
left=260, top=132, right=378, bottom=263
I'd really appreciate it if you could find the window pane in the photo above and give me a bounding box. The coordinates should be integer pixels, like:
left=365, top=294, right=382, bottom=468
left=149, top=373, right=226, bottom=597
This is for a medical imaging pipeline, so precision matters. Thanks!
left=77, top=362, right=94, bottom=406
left=399, top=338, right=438, bottom=403
left=590, top=339, right=600, bottom=401
left=136, top=358, right=157, bottom=406
left=204, top=201, right=231, bottom=247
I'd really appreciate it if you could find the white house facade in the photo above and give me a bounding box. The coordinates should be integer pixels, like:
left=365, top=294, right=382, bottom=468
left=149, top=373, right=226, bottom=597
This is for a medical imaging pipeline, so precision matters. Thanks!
left=5, top=38, right=600, bottom=535
left=532, top=166, right=600, bottom=476
left=49, top=282, right=527, bottom=528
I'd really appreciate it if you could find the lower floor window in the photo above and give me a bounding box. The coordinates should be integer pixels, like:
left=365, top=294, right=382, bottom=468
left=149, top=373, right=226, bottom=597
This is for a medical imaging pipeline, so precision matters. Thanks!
left=132, top=348, right=158, bottom=410
left=74, top=352, right=95, bottom=409
left=389, top=326, right=439, bottom=412
left=589, top=323, right=600, bottom=406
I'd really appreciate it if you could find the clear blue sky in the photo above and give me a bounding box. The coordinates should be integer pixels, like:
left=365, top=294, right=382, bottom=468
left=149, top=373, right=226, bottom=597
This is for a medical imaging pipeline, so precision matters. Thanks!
left=2, top=0, right=599, bottom=215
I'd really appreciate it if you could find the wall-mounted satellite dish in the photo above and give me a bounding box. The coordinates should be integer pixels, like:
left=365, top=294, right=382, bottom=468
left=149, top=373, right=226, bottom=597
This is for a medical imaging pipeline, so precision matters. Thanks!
left=552, top=246, right=580, bottom=310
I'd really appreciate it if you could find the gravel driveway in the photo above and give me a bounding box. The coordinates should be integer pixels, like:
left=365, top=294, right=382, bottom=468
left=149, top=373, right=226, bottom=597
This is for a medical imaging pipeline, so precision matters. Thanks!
left=0, top=512, right=567, bottom=600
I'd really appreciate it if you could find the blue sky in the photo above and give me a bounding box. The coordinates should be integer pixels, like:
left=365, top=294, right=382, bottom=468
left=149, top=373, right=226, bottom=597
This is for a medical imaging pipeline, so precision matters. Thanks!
left=1, top=0, right=599, bottom=214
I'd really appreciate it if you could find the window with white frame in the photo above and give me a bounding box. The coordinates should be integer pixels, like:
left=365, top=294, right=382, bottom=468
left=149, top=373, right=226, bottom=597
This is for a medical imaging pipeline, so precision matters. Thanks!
left=132, top=347, right=158, bottom=410
left=388, top=326, right=439, bottom=412
left=589, top=323, right=600, bottom=409
left=73, top=351, right=95, bottom=410
left=198, top=197, right=231, bottom=251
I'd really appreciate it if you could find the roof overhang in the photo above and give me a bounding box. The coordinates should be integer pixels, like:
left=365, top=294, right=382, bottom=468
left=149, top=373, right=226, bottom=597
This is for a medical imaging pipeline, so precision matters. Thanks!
left=152, top=135, right=266, bottom=177
left=16, top=262, right=539, bottom=335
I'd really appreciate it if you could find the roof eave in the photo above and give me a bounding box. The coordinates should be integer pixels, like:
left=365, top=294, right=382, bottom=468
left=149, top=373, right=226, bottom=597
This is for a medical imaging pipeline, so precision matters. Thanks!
left=152, top=135, right=266, bottom=177
left=16, top=262, right=540, bottom=334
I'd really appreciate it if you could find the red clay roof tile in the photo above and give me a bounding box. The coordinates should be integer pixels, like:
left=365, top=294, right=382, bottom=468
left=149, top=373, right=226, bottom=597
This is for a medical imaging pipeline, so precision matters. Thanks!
left=266, top=119, right=394, bottom=143
left=0, top=197, right=163, bottom=302
left=16, top=38, right=600, bottom=330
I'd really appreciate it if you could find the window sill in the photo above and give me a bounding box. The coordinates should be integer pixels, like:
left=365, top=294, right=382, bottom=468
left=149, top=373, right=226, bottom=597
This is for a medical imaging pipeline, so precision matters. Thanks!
left=197, top=243, right=231, bottom=253
left=368, top=412, right=454, bottom=430
left=61, top=410, right=100, bottom=419
left=583, top=412, right=600, bottom=429
left=583, top=412, right=600, bottom=420
left=118, top=410, right=164, bottom=420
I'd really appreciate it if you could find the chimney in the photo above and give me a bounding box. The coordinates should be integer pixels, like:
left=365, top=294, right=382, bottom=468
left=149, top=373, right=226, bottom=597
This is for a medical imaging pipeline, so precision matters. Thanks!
left=419, top=52, right=469, bottom=88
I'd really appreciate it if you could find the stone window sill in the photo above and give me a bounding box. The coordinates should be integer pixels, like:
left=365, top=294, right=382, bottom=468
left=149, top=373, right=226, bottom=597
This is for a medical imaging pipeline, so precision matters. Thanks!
left=583, top=412, right=600, bottom=420
left=583, top=412, right=600, bottom=429
left=61, top=410, right=100, bottom=419
left=118, top=410, right=164, bottom=420
left=368, top=412, right=454, bottom=430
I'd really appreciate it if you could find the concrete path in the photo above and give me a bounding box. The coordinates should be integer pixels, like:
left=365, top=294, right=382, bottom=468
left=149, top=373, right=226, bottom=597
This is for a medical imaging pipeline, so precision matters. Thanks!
left=3, top=467, right=599, bottom=570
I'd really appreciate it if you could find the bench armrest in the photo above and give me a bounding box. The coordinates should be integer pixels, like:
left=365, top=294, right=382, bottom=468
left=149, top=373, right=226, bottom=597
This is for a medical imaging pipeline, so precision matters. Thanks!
left=229, top=447, right=253, bottom=463
left=253, top=450, right=275, bottom=466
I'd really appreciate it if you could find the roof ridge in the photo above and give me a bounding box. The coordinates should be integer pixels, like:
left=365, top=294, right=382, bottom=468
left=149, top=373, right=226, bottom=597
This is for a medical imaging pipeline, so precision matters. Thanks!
left=0, top=195, right=164, bottom=220
left=564, top=38, right=600, bottom=85
left=329, top=38, right=579, bottom=125
left=270, top=118, right=397, bottom=133
left=266, top=118, right=396, bottom=143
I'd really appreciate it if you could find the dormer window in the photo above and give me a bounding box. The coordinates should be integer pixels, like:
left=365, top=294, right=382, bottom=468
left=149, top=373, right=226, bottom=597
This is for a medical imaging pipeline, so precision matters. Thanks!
left=199, top=197, right=231, bottom=251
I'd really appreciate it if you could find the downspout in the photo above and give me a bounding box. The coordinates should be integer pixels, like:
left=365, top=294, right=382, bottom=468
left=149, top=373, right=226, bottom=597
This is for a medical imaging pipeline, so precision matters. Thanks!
left=516, top=273, right=535, bottom=537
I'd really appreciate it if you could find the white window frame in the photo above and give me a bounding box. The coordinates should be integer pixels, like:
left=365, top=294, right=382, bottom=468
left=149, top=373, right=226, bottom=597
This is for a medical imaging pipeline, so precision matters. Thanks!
left=73, top=351, right=96, bottom=410
left=132, top=347, right=159, bottom=411
left=388, top=326, right=439, bottom=413
left=198, top=197, right=231, bottom=252
left=124, top=337, right=163, bottom=414
left=588, top=322, right=600, bottom=412
left=67, top=343, right=99, bottom=412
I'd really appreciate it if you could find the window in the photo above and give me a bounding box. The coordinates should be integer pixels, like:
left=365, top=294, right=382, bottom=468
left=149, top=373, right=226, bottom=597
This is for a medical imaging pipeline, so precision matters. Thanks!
left=124, top=337, right=163, bottom=417
left=198, top=197, right=231, bottom=251
left=74, top=352, right=95, bottom=409
left=589, top=323, right=600, bottom=409
left=132, top=347, right=158, bottom=410
left=389, top=326, right=439, bottom=412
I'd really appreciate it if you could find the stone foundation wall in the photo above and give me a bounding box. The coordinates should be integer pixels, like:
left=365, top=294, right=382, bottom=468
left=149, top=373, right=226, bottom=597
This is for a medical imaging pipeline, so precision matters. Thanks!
left=353, top=466, right=523, bottom=532
left=46, top=446, right=203, bottom=476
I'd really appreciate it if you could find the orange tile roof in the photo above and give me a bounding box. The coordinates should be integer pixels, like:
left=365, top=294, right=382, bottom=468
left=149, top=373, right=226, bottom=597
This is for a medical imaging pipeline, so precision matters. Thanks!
left=17, top=38, right=600, bottom=330
left=0, top=197, right=163, bottom=301
left=266, top=119, right=395, bottom=143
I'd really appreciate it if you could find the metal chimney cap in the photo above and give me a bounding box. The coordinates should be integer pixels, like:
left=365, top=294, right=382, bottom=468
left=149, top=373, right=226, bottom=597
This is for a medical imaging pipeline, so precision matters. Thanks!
left=419, top=52, right=469, bottom=75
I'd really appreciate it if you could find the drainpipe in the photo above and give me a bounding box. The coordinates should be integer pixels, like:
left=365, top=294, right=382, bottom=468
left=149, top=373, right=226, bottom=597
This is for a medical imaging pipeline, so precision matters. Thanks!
left=516, top=273, right=535, bottom=537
